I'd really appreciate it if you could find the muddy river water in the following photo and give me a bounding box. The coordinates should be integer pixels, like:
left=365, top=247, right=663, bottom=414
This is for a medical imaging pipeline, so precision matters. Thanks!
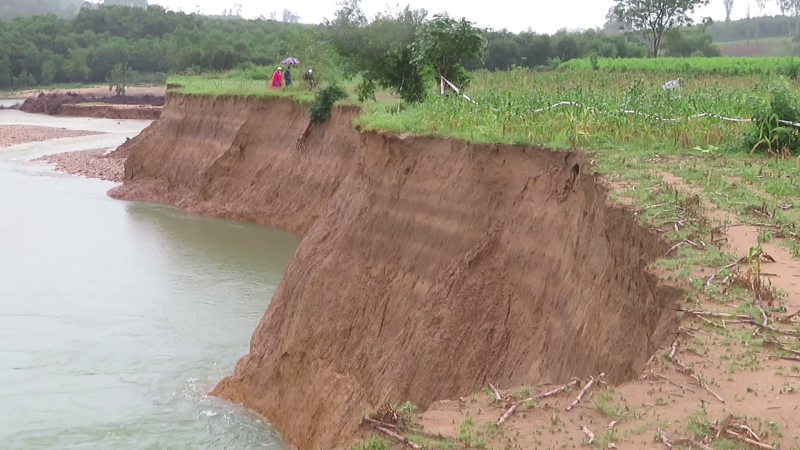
left=0, top=108, right=297, bottom=448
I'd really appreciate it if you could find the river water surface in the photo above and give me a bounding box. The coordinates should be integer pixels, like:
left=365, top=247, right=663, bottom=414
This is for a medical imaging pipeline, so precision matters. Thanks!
left=0, top=108, right=298, bottom=449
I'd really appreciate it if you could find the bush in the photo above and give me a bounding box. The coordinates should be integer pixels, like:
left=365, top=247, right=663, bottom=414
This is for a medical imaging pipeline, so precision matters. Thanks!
left=309, top=84, right=348, bottom=123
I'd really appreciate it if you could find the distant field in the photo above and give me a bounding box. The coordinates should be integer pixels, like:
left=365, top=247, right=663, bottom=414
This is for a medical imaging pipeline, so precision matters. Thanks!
left=718, top=37, right=793, bottom=57
left=559, top=55, right=800, bottom=76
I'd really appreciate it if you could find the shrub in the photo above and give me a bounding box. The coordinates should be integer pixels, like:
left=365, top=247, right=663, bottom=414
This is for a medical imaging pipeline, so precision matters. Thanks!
left=309, top=84, right=348, bottom=123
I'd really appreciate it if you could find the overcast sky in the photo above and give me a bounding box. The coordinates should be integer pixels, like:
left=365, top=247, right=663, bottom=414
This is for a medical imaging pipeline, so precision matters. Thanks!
left=124, top=0, right=782, bottom=34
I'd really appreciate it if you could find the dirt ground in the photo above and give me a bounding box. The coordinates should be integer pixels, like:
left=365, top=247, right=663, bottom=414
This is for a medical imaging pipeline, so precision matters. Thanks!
left=0, top=125, right=102, bottom=148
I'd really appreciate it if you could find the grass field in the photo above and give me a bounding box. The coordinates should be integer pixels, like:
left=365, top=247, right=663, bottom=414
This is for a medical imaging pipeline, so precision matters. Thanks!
left=559, top=55, right=800, bottom=76
left=718, top=37, right=794, bottom=57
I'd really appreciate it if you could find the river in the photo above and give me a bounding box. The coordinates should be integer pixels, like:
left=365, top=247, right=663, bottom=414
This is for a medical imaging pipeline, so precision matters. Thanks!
left=0, top=108, right=298, bottom=449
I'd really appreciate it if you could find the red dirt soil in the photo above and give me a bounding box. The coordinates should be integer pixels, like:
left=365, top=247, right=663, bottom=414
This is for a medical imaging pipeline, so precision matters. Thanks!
left=109, top=94, right=681, bottom=449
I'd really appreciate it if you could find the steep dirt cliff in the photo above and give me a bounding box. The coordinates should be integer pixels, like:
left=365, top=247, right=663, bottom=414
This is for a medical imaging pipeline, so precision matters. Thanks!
left=110, top=94, right=679, bottom=450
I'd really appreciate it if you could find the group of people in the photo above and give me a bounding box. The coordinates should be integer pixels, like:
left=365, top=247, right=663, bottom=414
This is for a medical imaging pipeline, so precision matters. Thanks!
left=270, top=66, right=315, bottom=90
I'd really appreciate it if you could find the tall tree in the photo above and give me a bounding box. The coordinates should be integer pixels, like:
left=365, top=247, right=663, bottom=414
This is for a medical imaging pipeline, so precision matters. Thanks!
left=724, top=0, right=735, bottom=21
left=412, top=13, right=486, bottom=88
left=614, top=0, right=711, bottom=57
left=282, top=9, right=300, bottom=23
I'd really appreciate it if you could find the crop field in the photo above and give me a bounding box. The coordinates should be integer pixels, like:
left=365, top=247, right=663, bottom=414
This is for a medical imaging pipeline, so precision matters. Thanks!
left=559, top=55, right=800, bottom=76
left=358, top=69, right=795, bottom=152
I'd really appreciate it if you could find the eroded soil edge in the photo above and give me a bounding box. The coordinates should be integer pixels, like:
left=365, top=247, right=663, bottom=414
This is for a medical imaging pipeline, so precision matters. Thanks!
left=108, top=94, right=681, bottom=449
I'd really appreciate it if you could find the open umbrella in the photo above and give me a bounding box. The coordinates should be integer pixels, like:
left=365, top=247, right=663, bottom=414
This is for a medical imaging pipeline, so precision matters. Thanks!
left=281, top=57, right=300, bottom=65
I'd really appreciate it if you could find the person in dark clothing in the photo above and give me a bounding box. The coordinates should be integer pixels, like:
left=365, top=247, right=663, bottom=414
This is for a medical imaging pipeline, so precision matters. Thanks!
left=283, top=67, right=292, bottom=86
left=303, top=68, right=314, bottom=90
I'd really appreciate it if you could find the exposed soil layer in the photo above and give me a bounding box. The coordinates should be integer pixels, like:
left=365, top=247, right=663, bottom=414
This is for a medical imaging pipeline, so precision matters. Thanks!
left=0, top=125, right=102, bottom=148
left=59, top=104, right=161, bottom=120
left=109, top=94, right=681, bottom=449
left=34, top=147, right=125, bottom=182
left=18, top=92, right=165, bottom=116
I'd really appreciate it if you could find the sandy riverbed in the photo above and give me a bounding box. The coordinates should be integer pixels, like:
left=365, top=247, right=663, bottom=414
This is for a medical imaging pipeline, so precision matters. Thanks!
left=34, top=148, right=125, bottom=182
left=0, top=125, right=102, bottom=148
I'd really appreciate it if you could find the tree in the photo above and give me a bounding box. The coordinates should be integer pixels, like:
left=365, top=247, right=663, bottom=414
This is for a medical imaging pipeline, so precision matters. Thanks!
left=329, top=3, right=429, bottom=104
left=103, top=0, right=148, bottom=6
left=282, top=9, right=300, bottom=23
left=724, top=0, right=735, bottom=21
left=412, top=13, right=486, bottom=89
left=614, top=0, right=711, bottom=57
left=108, top=62, right=130, bottom=95
left=64, top=47, right=90, bottom=82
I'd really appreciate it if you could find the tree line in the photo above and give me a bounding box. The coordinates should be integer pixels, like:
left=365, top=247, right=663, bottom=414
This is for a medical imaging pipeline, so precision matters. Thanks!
left=0, top=0, right=729, bottom=91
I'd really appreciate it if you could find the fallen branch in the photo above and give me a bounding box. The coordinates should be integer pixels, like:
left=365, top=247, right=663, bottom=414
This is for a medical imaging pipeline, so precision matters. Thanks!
left=668, top=341, right=724, bottom=403
left=660, top=433, right=673, bottom=448
left=566, top=374, right=604, bottom=411
left=780, top=355, right=800, bottom=362
left=715, top=413, right=732, bottom=439
left=724, top=429, right=774, bottom=450
left=581, top=425, right=595, bottom=444
left=755, top=303, right=769, bottom=327
left=496, top=404, right=517, bottom=426
left=375, top=426, right=422, bottom=449
left=488, top=383, right=502, bottom=402
left=679, top=309, right=748, bottom=320
left=671, top=438, right=713, bottom=450
left=363, top=418, right=450, bottom=441
left=520, top=380, right=579, bottom=403
left=665, top=241, right=685, bottom=256
left=690, top=373, right=725, bottom=403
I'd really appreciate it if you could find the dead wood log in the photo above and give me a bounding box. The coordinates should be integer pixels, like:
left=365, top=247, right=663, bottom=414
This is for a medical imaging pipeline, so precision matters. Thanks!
left=375, top=426, right=422, bottom=449
left=496, top=404, right=517, bottom=426
left=724, top=429, right=774, bottom=450
left=715, top=413, right=732, bottom=439
left=488, top=383, right=502, bottom=402
left=566, top=374, right=604, bottom=411
left=581, top=425, right=595, bottom=444
left=516, top=379, right=579, bottom=405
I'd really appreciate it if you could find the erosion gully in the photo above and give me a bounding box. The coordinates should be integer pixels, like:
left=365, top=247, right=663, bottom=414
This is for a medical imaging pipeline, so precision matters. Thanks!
left=0, top=103, right=296, bottom=449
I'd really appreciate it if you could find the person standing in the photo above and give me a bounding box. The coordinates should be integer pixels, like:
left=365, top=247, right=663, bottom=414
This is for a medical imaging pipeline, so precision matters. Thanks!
left=303, top=68, right=314, bottom=91
left=270, top=67, right=284, bottom=89
left=283, top=67, right=292, bottom=87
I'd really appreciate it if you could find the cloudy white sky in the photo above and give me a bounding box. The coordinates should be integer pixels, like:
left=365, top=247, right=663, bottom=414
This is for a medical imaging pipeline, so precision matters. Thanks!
left=126, top=0, right=782, bottom=34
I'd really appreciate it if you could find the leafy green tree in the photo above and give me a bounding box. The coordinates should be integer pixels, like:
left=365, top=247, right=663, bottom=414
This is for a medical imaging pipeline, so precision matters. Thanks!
left=41, top=59, right=57, bottom=85
left=329, top=3, right=429, bottom=103
left=412, top=13, right=486, bottom=89
left=64, top=47, right=90, bottom=81
left=614, top=0, right=710, bottom=57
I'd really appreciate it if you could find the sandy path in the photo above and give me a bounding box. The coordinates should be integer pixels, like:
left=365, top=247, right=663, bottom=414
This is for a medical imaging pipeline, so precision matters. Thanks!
left=0, top=125, right=103, bottom=148
left=8, top=86, right=166, bottom=99
left=34, top=148, right=124, bottom=182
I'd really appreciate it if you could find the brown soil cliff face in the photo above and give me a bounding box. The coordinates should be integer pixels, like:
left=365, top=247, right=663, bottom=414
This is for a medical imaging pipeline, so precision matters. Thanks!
left=110, top=94, right=678, bottom=449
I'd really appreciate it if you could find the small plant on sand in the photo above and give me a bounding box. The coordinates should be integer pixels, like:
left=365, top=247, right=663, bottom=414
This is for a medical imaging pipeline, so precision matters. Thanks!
left=351, top=436, right=392, bottom=450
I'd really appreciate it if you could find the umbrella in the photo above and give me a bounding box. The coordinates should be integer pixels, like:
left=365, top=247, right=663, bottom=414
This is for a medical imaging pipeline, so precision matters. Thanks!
left=281, top=57, right=300, bottom=65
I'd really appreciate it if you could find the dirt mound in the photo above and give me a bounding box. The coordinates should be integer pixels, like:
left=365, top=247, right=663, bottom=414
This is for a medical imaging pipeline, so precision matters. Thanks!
left=19, top=92, right=165, bottom=116
left=19, top=92, right=86, bottom=115
left=110, top=94, right=680, bottom=449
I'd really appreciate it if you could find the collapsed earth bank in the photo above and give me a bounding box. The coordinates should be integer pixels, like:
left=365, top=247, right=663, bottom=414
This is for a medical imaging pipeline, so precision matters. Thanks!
left=109, top=94, right=680, bottom=449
